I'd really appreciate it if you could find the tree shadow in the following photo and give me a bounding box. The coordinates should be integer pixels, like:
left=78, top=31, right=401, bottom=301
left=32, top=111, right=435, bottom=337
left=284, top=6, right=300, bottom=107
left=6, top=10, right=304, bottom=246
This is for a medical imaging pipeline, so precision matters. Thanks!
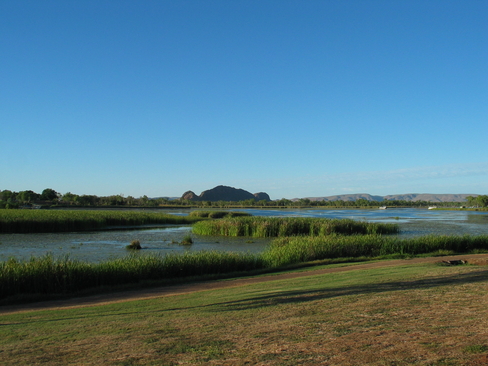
left=206, top=268, right=488, bottom=312
left=2, top=267, right=488, bottom=326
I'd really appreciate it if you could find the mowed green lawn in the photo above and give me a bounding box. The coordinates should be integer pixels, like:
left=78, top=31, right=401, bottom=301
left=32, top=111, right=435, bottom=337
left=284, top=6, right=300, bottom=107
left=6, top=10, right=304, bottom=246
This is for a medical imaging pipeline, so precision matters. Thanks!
left=2, top=261, right=488, bottom=366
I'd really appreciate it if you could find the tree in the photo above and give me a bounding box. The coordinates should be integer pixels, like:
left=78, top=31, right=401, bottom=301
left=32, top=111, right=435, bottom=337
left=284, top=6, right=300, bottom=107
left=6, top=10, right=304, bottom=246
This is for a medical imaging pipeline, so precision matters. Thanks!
left=297, top=198, right=311, bottom=206
left=0, top=190, right=15, bottom=202
left=78, top=195, right=98, bottom=206
left=41, top=188, right=59, bottom=201
left=275, top=198, right=292, bottom=207
left=477, top=195, right=488, bottom=208
left=17, top=190, right=40, bottom=203
left=355, top=199, right=370, bottom=207
left=125, top=196, right=135, bottom=205
left=466, top=196, right=478, bottom=207
left=62, top=192, right=79, bottom=204
left=241, top=199, right=256, bottom=206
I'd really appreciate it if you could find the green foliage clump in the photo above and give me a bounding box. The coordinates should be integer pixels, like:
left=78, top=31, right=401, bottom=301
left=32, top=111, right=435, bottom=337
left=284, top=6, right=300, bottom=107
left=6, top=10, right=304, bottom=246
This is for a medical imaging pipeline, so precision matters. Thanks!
left=180, top=235, right=193, bottom=245
left=463, top=344, right=488, bottom=354
left=261, top=234, right=488, bottom=267
left=192, top=217, right=399, bottom=237
left=127, top=240, right=142, bottom=250
left=0, top=252, right=266, bottom=300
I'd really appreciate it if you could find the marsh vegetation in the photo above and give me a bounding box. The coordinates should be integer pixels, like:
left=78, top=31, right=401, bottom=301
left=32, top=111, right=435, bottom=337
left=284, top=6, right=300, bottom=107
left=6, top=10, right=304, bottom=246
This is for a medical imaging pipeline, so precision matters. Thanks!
left=0, top=251, right=266, bottom=300
left=126, top=239, right=142, bottom=250
left=262, top=234, right=488, bottom=267
left=2, top=209, right=488, bottom=304
left=3, top=232, right=488, bottom=302
left=192, top=216, right=400, bottom=237
left=0, top=209, right=201, bottom=233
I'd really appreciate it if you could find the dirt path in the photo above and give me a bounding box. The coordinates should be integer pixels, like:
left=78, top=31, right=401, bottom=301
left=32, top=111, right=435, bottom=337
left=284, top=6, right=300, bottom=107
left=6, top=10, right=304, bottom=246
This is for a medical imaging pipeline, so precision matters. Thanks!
left=3, top=253, right=488, bottom=315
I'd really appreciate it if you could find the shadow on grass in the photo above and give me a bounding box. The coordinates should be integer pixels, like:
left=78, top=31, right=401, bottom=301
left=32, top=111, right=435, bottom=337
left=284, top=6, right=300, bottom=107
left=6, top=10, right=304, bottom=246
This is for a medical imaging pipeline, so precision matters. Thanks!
left=3, top=267, right=488, bottom=326
left=210, top=268, right=488, bottom=312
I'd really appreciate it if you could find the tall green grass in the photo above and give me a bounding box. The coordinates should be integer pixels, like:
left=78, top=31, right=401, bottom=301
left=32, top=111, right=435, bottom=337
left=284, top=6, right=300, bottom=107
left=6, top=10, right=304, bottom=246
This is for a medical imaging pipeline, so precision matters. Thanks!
left=3, top=231, right=488, bottom=301
left=0, top=209, right=201, bottom=233
left=192, top=216, right=399, bottom=237
left=261, top=234, right=488, bottom=267
left=0, top=252, right=266, bottom=299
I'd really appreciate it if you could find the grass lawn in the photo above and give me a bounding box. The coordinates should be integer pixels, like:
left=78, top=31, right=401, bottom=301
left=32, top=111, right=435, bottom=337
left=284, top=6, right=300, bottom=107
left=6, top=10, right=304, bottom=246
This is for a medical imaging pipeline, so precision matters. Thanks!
left=2, top=261, right=488, bottom=365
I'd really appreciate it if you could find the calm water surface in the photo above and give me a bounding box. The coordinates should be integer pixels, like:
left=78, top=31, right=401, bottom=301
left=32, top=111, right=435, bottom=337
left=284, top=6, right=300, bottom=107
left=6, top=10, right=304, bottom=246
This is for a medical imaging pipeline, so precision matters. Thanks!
left=1, top=208, right=487, bottom=263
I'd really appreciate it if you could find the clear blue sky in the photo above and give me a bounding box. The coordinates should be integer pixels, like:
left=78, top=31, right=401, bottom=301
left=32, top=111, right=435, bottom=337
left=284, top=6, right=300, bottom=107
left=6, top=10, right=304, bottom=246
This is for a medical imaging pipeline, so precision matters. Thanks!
left=2, top=0, right=487, bottom=200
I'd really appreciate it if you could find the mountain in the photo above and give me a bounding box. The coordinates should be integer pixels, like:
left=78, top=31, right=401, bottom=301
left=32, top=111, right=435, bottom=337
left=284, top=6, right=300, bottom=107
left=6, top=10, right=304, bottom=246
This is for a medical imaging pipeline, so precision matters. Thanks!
left=181, top=185, right=271, bottom=202
left=297, top=193, right=478, bottom=203
left=383, top=193, right=478, bottom=202
left=299, top=194, right=384, bottom=202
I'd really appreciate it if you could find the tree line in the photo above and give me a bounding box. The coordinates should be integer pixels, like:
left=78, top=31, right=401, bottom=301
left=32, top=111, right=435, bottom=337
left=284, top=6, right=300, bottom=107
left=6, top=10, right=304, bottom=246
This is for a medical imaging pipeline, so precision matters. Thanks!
left=1, top=188, right=486, bottom=209
left=466, top=195, right=488, bottom=208
left=0, top=189, right=171, bottom=209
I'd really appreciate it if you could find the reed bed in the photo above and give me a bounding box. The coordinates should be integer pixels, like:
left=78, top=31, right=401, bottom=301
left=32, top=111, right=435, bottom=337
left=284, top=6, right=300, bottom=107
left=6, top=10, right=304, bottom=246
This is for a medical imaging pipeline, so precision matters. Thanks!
left=192, top=216, right=399, bottom=237
left=0, top=209, right=200, bottom=233
left=0, top=252, right=266, bottom=299
left=2, top=234, right=488, bottom=300
left=261, top=234, right=488, bottom=267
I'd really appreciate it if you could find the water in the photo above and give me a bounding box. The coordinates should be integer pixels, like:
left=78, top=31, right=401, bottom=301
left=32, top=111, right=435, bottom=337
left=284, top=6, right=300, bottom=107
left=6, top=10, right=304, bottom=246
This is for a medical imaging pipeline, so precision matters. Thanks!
left=237, top=208, right=488, bottom=236
left=1, top=208, right=488, bottom=262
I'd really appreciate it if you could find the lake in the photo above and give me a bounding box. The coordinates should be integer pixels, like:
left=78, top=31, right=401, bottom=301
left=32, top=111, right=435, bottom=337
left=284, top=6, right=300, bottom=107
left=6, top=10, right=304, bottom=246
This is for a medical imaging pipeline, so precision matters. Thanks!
left=1, top=208, right=488, bottom=263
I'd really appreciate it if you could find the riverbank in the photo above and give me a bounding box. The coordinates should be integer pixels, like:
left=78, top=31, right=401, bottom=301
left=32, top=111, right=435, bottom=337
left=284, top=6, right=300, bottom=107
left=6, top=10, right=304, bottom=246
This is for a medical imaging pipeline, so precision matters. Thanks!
left=3, top=255, right=488, bottom=365
left=3, top=252, right=488, bottom=315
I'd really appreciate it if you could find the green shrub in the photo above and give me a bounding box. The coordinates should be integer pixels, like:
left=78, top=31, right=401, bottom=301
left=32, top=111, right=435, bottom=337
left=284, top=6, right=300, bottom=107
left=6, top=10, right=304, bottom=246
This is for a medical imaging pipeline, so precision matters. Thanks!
left=127, top=240, right=142, bottom=250
left=180, top=235, right=193, bottom=245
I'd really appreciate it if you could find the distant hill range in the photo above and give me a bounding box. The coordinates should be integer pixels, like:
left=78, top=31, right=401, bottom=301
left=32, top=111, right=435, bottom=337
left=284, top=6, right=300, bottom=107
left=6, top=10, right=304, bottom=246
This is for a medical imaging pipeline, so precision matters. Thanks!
left=181, top=185, right=271, bottom=202
left=171, top=186, right=478, bottom=203
left=298, top=193, right=479, bottom=203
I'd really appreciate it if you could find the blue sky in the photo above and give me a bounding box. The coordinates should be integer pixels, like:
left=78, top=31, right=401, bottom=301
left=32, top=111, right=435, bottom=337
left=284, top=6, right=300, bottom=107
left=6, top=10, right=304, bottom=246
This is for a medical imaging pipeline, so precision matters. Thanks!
left=1, top=0, right=487, bottom=200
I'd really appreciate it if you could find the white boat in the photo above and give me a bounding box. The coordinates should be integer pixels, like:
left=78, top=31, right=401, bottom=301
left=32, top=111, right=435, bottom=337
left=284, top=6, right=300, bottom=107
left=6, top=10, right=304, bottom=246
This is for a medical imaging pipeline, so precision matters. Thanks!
left=428, top=206, right=437, bottom=210
left=379, top=206, right=387, bottom=209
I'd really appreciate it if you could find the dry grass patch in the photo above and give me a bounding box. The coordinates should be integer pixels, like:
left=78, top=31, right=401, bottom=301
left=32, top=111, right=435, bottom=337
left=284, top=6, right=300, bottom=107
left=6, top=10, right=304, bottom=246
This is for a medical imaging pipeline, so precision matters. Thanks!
left=2, top=262, right=488, bottom=365
left=466, top=258, right=488, bottom=266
